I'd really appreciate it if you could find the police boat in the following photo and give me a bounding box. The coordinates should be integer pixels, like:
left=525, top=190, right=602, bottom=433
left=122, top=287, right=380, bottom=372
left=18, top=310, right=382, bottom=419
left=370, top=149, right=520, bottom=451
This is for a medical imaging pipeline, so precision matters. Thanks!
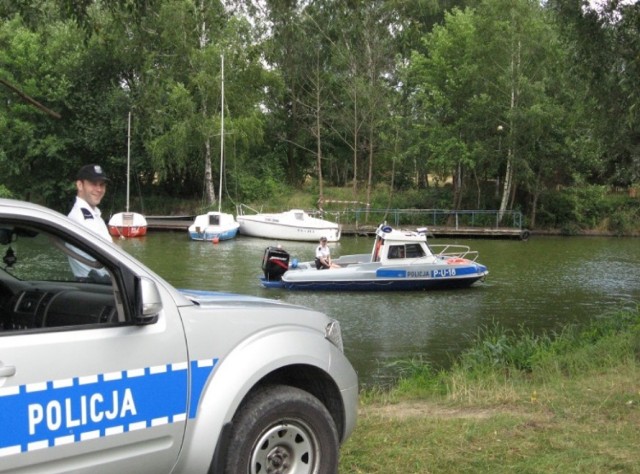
left=260, top=224, right=489, bottom=291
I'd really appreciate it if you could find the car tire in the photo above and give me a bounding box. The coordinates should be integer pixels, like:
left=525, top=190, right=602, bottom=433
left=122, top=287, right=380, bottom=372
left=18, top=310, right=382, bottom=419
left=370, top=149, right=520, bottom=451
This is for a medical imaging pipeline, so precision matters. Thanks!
left=223, top=384, right=339, bottom=474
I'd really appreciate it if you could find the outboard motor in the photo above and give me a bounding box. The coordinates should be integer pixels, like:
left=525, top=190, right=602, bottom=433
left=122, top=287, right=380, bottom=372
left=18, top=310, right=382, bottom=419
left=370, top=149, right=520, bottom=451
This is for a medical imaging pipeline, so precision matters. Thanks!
left=262, top=246, right=290, bottom=281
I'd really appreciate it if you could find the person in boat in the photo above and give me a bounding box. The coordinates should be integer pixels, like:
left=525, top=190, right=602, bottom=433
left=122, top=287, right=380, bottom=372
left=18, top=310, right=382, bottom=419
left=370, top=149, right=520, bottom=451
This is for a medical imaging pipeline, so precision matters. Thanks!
left=67, top=164, right=112, bottom=282
left=315, top=236, right=340, bottom=269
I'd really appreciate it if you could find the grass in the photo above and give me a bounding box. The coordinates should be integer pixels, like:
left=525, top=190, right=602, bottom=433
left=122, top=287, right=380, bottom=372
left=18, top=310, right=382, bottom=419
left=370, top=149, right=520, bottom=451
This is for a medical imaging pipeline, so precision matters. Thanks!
left=339, top=308, right=640, bottom=473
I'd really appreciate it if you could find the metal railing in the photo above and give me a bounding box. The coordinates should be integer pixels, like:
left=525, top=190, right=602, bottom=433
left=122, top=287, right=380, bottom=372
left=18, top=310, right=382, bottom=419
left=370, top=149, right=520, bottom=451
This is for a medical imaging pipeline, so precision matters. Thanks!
left=310, top=209, right=523, bottom=230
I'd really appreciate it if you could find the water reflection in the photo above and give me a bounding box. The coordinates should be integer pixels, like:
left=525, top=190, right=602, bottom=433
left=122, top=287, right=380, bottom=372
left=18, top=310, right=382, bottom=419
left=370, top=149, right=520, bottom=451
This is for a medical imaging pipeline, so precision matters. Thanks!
left=117, top=233, right=640, bottom=387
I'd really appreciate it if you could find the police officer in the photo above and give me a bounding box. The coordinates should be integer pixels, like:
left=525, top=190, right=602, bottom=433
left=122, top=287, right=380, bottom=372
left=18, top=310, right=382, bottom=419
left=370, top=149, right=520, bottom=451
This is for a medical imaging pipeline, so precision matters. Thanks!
left=68, top=164, right=112, bottom=241
left=315, top=236, right=340, bottom=269
left=67, top=164, right=112, bottom=280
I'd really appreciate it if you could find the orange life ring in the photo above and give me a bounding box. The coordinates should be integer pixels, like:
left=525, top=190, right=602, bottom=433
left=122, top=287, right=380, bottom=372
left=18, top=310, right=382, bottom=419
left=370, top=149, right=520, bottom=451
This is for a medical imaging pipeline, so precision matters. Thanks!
left=446, top=257, right=468, bottom=264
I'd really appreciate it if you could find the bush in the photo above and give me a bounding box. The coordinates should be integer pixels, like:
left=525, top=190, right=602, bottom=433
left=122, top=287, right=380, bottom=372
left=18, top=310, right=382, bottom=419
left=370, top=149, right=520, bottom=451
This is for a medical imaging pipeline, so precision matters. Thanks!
left=0, top=184, right=13, bottom=198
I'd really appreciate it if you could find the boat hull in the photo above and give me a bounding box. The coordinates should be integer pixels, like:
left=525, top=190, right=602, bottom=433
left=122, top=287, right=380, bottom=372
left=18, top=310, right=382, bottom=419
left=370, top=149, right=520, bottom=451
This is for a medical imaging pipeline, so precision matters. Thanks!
left=108, top=212, right=148, bottom=238
left=237, top=214, right=340, bottom=242
left=188, top=226, right=239, bottom=241
left=188, top=212, right=240, bottom=241
left=262, top=275, right=485, bottom=291
left=263, top=262, right=488, bottom=291
left=109, top=225, right=148, bottom=238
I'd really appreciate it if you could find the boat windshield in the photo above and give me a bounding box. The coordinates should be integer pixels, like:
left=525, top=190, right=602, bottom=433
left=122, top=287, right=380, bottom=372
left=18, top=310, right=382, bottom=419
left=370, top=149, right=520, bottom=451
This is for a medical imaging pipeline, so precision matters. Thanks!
left=388, top=245, right=406, bottom=259
left=405, top=244, right=426, bottom=258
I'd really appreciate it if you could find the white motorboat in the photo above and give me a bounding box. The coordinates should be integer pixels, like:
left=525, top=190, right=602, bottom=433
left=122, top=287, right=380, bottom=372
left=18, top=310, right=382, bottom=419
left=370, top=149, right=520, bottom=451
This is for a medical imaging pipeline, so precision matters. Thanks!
left=236, top=205, right=341, bottom=242
left=260, top=224, right=488, bottom=291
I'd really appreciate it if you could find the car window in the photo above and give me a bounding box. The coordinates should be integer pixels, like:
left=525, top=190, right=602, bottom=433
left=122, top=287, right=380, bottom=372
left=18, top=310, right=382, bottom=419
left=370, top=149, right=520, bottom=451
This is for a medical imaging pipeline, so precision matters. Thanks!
left=0, top=222, right=125, bottom=333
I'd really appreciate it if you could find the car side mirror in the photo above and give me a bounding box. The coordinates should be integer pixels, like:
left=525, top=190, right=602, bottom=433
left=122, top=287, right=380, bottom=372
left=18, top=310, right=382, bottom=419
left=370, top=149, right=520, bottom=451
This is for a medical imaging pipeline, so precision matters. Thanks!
left=136, top=277, right=162, bottom=325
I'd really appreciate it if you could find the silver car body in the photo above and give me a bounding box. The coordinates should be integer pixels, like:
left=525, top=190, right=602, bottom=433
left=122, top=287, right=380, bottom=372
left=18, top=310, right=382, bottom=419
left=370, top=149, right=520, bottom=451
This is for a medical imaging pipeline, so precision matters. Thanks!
left=0, top=199, right=357, bottom=473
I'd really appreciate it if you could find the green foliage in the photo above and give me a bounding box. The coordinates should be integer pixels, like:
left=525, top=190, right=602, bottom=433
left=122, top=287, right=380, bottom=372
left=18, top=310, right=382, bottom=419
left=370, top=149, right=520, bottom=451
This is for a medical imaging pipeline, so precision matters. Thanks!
left=459, top=322, right=553, bottom=374
left=342, top=308, right=640, bottom=473
left=535, top=185, right=640, bottom=233
left=388, top=357, right=449, bottom=397
left=0, top=0, right=638, bottom=224
left=0, top=184, right=13, bottom=198
left=388, top=306, right=640, bottom=402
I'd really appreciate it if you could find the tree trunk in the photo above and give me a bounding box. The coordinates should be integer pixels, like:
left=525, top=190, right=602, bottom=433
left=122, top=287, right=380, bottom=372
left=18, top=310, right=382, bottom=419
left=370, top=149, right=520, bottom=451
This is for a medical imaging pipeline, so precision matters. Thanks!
left=198, top=1, right=215, bottom=206
left=499, top=39, right=521, bottom=223
left=204, top=132, right=215, bottom=206
left=352, top=94, right=358, bottom=195
left=365, top=125, right=374, bottom=210
left=315, top=54, right=324, bottom=209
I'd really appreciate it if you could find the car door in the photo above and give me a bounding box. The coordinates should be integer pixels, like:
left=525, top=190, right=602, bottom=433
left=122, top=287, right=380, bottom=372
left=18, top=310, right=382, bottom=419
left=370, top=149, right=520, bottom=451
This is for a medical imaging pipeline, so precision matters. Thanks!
left=0, top=217, right=189, bottom=473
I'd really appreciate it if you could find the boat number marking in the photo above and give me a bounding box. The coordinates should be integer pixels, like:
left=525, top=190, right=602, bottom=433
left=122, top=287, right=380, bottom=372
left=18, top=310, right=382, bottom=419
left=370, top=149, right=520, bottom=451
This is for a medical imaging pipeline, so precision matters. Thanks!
left=404, top=269, right=456, bottom=278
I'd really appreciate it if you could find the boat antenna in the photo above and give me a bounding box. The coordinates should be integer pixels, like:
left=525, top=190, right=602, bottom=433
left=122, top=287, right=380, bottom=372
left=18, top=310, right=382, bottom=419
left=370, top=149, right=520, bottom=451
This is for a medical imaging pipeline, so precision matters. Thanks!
left=218, top=54, right=224, bottom=214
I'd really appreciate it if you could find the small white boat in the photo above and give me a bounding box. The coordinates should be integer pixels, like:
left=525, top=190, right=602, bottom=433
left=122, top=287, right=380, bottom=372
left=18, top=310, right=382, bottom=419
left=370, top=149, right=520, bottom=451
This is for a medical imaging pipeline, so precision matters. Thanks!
left=108, top=211, right=147, bottom=238
left=236, top=205, right=341, bottom=242
left=260, top=224, right=488, bottom=291
left=109, top=112, right=147, bottom=238
left=188, top=212, right=239, bottom=241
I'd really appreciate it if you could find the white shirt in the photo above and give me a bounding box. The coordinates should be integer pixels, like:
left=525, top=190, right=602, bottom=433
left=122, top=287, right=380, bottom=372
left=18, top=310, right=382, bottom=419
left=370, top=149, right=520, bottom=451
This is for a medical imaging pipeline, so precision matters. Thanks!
left=316, top=244, right=330, bottom=260
left=68, top=196, right=112, bottom=241
left=67, top=197, right=112, bottom=278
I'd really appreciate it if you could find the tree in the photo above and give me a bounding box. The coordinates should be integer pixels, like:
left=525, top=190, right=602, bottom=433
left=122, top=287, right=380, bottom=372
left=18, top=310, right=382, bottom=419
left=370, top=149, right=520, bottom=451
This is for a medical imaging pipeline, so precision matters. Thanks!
left=550, top=0, right=640, bottom=187
left=409, top=0, right=579, bottom=222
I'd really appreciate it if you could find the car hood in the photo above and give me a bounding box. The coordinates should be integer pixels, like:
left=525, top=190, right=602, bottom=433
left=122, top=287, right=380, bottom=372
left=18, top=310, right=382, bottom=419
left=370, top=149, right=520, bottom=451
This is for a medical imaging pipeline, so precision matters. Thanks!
left=178, top=288, right=303, bottom=309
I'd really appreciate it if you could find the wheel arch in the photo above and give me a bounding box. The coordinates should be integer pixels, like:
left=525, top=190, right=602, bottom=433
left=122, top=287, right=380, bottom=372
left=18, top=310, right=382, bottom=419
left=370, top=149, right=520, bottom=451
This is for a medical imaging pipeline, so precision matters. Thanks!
left=173, top=329, right=355, bottom=473
left=207, top=365, right=345, bottom=474
left=244, top=363, right=346, bottom=438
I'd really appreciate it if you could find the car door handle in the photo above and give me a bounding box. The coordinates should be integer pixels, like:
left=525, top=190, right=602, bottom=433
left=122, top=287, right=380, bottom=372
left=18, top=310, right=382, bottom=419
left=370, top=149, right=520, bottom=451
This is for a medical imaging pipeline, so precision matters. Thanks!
left=0, top=364, right=16, bottom=377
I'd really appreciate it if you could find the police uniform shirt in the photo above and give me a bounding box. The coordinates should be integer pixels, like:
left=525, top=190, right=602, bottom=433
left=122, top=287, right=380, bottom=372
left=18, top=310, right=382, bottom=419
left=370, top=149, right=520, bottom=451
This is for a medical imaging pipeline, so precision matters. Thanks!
left=68, top=196, right=112, bottom=242
left=316, top=244, right=330, bottom=260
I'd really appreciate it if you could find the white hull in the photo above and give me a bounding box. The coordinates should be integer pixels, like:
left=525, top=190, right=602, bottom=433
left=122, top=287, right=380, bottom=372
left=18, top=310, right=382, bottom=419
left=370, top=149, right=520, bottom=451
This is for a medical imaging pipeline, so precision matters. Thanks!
left=188, top=212, right=239, bottom=241
left=108, top=212, right=148, bottom=238
left=237, top=209, right=340, bottom=242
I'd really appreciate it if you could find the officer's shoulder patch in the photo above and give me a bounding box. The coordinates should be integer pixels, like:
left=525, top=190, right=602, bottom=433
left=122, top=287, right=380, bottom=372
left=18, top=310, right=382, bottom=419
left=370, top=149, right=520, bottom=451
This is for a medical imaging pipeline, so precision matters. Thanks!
left=80, top=208, right=94, bottom=220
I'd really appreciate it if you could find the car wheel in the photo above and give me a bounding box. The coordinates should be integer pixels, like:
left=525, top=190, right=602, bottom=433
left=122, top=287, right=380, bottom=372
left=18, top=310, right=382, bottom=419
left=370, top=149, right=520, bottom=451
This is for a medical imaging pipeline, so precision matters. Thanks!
left=223, top=384, right=339, bottom=474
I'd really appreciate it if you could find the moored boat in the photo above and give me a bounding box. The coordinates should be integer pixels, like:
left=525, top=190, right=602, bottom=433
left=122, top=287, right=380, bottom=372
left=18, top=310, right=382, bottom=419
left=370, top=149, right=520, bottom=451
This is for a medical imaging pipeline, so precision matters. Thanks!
left=108, top=111, right=147, bottom=238
left=189, top=56, right=239, bottom=243
left=188, top=211, right=239, bottom=241
left=108, top=211, right=147, bottom=238
left=236, top=204, right=341, bottom=242
left=260, top=224, right=488, bottom=291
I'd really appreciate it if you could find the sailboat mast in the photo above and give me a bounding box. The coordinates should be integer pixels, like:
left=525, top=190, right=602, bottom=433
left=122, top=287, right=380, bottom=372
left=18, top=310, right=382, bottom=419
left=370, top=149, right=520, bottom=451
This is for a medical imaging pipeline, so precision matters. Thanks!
left=126, top=111, right=131, bottom=213
left=218, top=55, right=224, bottom=214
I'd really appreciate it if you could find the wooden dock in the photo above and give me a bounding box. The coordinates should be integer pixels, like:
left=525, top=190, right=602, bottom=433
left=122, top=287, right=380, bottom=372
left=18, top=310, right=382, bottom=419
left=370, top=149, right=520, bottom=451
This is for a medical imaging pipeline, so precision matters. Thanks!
left=145, top=217, right=528, bottom=240
left=145, top=216, right=195, bottom=231
left=340, top=224, right=527, bottom=240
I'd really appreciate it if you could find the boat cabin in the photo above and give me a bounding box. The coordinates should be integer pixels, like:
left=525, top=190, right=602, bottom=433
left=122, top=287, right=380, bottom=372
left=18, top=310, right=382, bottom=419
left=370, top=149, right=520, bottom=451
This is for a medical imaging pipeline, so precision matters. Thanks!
left=371, top=226, right=435, bottom=263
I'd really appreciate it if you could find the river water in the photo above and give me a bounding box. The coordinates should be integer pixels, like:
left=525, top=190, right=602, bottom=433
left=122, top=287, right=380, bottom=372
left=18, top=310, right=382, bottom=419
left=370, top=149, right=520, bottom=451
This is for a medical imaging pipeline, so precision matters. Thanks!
left=116, top=233, right=640, bottom=388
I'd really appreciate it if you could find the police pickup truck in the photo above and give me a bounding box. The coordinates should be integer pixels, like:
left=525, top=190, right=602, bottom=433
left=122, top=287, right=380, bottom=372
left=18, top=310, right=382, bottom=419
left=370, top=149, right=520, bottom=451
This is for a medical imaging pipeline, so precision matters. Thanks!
left=0, top=199, right=358, bottom=473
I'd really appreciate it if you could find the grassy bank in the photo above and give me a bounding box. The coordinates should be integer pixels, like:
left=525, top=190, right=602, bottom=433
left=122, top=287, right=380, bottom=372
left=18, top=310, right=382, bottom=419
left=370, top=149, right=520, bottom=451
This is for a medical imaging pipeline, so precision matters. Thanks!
left=339, top=309, right=640, bottom=473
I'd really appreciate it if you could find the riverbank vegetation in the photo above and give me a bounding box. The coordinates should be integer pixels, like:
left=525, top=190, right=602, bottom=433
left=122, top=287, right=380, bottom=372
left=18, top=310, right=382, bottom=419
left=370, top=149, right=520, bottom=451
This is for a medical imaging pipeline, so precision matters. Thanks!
left=1, top=1, right=639, bottom=233
left=339, top=307, right=640, bottom=472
